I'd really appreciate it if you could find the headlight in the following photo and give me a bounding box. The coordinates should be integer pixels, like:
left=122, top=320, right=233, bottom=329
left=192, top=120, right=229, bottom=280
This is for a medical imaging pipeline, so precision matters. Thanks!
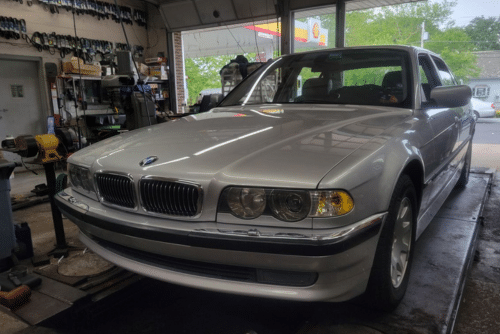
left=227, top=187, right=266, bottom=219
left=68, top=164, right=95, bottom=193
left=219, top=187, right=354, bottom=222
left=269, top=190, right=310, bottom=222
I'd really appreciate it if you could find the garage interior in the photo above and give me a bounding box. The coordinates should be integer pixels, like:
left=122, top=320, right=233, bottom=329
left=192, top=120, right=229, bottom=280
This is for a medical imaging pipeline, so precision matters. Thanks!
left=0, top=0, right=499, bottom=333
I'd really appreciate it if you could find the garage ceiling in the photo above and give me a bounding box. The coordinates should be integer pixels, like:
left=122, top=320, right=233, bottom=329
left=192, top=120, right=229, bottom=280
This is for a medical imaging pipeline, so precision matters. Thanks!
left=152, top=0, right=424, bottom=32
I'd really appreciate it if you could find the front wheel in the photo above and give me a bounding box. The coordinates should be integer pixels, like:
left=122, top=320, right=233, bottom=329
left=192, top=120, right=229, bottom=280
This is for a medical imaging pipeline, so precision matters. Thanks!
left=364, top=174, right=417, bottom=311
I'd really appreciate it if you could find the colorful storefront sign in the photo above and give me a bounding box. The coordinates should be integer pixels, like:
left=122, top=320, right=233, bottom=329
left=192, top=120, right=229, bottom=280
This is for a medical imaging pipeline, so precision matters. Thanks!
left=245, top=19, right=328, bottom=47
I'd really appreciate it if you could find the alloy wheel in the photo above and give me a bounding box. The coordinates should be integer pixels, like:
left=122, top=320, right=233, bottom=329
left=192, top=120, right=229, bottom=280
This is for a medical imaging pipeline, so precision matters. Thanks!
left=390, top=197, right=413, bottom=288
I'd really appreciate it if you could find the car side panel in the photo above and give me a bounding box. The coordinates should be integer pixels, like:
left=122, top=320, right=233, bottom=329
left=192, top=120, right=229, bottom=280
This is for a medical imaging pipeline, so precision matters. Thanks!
left=421, top=107, right=458, bottom=208
left=316, top=113, right=431, bottom=231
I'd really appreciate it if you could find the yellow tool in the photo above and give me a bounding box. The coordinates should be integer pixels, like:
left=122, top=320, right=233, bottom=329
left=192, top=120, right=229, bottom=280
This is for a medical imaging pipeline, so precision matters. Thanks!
left=34, top=134, right=63, bottom=164
left=0, top=285, right=31, bottom=310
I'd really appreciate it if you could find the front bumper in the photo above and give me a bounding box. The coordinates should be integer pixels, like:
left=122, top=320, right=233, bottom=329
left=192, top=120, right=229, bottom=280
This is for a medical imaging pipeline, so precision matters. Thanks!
left=55, top=189, right=386, bottom=302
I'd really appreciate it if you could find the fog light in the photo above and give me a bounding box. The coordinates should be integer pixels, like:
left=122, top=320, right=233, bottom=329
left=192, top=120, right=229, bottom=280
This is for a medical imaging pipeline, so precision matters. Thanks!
left=257, top=269, right=318, bottom=287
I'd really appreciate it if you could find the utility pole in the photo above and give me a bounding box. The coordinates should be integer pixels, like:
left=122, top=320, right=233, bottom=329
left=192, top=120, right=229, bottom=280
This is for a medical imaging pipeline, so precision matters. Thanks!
left=421, top=21, right=425, bottom=48
left=420, top=21, right=429, bottom=48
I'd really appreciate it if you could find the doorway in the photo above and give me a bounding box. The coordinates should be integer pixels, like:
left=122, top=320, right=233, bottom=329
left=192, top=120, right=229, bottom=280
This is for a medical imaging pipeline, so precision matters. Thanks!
left=0, top=58, right=45, bottom=164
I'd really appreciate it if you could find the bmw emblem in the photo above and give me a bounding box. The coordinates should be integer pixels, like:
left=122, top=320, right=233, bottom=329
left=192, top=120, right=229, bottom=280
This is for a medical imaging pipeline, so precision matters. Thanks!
left=140, top=156, right=158, bottom=167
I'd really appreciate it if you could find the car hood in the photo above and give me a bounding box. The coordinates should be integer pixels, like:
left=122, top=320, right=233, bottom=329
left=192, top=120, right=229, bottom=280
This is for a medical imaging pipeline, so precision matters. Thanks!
left=71, top=105, right=412, bottom=189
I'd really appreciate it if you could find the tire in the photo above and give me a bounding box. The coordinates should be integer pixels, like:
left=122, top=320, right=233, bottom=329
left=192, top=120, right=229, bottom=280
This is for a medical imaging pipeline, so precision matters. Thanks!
left=473, top=111, right=480, bottom=120
left=364, top=174, right=417, bottom=311
left=456, top=143, right=472, bottom=188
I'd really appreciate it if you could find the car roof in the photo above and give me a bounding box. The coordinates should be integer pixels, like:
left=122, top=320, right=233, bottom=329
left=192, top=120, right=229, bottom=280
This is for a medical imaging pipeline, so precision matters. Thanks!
left=283, top=45, right=441, bottom=59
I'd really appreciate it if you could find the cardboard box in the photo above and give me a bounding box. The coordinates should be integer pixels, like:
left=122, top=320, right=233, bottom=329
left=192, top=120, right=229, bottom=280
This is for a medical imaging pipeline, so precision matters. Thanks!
left=63, top=57, right=101, bottom=77
left=136, top=63, right=149, bottom=76
left=146, top=57, right=167, bottom=64
left=149, top=65, right=168, bottom=80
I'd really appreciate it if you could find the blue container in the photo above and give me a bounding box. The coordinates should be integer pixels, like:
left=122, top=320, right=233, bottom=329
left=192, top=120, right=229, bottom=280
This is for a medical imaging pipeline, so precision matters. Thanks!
left=47, top=116, right=55, bottom=134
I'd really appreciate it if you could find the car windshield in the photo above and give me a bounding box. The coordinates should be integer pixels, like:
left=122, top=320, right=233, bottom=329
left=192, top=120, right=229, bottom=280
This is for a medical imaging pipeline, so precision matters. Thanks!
left=219, top=49, right=412, bottom=108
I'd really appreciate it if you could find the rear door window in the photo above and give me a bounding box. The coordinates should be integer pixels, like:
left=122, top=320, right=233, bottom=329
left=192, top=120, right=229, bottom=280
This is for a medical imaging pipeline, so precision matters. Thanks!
left=418, top=54, right=440, bottom=102
left=432, top=56, right=457, bottom=86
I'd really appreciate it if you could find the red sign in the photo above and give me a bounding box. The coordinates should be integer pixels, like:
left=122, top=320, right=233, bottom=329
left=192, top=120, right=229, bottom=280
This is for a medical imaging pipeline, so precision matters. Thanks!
left=313, top=23, right=320, bottom=39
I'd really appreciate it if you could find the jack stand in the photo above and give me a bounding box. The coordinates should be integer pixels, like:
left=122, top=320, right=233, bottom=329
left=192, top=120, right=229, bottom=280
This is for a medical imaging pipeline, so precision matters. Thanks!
left=44, top=162, right=82, bottom=258
left=48, top=247, right=69, bottom=259
left=44, top=162, right=68, bottom=258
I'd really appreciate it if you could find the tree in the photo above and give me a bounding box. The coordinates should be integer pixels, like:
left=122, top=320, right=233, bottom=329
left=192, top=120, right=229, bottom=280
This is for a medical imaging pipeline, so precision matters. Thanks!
left=342, top=1, right=457, bottom=47
left=185, top=53, right=259, bottom=105
left=185, top=55, right=235, bottom=105
left=340, top=0, right=478, bottom=81
left=465, top=16, right=500, bottom=51
left=423, top=28, right=480, bottom=80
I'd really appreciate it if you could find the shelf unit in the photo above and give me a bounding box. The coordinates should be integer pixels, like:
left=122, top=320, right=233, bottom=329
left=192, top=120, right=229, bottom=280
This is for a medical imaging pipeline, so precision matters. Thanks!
left=148, top=80, right=170, bottom=113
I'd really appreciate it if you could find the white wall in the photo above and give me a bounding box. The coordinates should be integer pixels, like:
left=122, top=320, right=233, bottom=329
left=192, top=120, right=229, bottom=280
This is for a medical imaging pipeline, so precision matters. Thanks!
left=145, top=2, right=167, bottom=59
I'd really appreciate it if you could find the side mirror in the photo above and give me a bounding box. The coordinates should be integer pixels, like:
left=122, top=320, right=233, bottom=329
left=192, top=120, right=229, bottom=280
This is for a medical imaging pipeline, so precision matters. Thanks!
left=430, top=85, right=472, bottom=108
left=210, top=94, right=223, bottom=105
left=209, top=94, right=224, bottom=109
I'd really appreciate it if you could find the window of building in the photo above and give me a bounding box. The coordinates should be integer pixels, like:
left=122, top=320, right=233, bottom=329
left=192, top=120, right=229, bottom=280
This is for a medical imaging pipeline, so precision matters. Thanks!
left=293, top=9, right=333, bottom=53
left=473, top=85, right=490, bottom=98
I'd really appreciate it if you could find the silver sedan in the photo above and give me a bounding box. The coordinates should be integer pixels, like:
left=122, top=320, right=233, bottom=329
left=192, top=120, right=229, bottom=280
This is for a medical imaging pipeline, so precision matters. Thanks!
left=471, top=97, right=496, bottom=118
left=56, top=46, right=474, bottom=311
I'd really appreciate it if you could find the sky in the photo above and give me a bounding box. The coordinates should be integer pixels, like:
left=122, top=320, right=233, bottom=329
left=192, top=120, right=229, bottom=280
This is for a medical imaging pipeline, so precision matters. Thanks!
left=442, top=0, right=500, bottom=27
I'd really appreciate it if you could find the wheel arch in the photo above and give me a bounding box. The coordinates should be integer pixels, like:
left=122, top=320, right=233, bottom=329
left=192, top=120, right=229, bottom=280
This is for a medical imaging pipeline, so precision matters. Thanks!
left=400, top=159, right=424, bottom=213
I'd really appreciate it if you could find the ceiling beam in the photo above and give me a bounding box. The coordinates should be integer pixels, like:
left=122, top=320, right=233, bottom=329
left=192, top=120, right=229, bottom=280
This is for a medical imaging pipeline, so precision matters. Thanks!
left=336, top=0, right=346, bottom=48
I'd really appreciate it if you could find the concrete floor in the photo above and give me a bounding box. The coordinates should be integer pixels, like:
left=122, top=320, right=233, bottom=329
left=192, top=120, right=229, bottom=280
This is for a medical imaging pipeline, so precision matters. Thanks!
left=454, top=171, right=500, bottom=333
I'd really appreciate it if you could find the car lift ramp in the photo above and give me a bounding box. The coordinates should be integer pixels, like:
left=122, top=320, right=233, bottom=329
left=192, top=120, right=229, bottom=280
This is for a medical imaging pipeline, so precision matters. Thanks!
left=298, top=171, right=492, bottom=334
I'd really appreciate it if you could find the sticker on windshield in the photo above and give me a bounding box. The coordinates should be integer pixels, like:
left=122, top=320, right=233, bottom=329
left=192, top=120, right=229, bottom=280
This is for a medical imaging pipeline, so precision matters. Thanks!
left=328, top=52, right=342, bottom=60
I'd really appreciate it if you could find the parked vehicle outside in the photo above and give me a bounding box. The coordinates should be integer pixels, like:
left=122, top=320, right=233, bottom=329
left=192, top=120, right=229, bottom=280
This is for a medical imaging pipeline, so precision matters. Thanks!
left=56, top=46, right=474, bottom=311
left=471, top=97, right=496, bottom=118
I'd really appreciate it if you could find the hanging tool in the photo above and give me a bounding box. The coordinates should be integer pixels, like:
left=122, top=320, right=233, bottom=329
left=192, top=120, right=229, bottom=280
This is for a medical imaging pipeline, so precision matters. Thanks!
left=19, top=19, right=27, bottom=40
left=30, top=32, right=44, bottom=52
left=48, top=0, right=59, bottom=14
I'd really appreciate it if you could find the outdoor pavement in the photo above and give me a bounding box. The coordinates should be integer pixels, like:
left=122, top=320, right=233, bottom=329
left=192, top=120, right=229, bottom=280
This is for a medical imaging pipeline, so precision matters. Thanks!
left=477, top=118, right=500, bottom=123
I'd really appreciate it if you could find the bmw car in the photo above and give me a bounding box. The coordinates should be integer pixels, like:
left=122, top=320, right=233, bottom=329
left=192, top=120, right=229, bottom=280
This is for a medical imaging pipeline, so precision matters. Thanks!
left=56, top=46, right=474, bottom=311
